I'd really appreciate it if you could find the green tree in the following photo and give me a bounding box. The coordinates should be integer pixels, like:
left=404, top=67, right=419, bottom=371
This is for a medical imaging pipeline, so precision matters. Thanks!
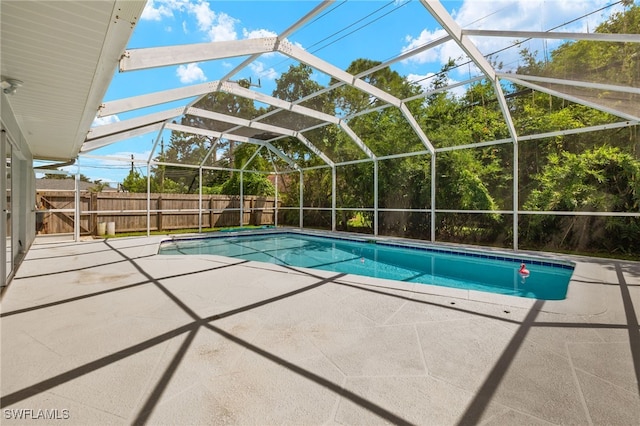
left=506, top=3, right=639, bottom=214
left=546, top=5, right=640, bottom=88
left=522, top=146, right=640, bottom=253
left=221, top=144, right=275, bottom=196
left=157, top=80, right=263, bottom=193
left=270, top=64, right=335, bottom=227
left=121, top=170, right=151, bottom=193
left=416, top=61, right=507, bottom=244
left=329, top=59, right=426, bottom=230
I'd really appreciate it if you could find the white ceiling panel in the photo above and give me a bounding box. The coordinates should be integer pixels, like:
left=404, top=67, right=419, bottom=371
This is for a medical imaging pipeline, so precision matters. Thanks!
left=1, top=0, right=146, bottom=160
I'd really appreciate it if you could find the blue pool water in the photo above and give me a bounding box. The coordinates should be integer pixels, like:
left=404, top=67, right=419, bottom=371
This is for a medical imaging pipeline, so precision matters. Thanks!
left=158, top=232, right=574, bottom=300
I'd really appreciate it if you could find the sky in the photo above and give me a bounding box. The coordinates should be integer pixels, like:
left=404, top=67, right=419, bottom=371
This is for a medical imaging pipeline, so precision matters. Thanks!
left=53, top=0, right=625, bottom=185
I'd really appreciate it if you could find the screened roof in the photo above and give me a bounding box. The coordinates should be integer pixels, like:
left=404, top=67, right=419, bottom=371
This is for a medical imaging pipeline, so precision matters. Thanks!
left=80, top=0, right=638, bottom=175
left=5, top=1, right=638, bottom=171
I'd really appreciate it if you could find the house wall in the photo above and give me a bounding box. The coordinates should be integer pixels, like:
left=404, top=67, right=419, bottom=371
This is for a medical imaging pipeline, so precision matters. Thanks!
left=2, top=94, right=35, bottom=288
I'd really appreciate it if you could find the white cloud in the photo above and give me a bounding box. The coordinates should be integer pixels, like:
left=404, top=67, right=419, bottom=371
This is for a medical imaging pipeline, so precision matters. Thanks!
left=456, top=0, right=625, bottom=72
left=406, top=72, right=435, bottom=92
left=140, top=0, right=238, bottom=42
left=248, top=61, right=278, bottom=81
left=140, top=0, right=287, bottom=46
left=141, top=0, right=174, bottom=21
left=401, top=28, right=464, bottom=65
left=401, top=0, right=624, bottom=75
left=92, top=115, right=120, bottom=127
left=176, top=63, right=207, bottom=84
left=190, top=1, right=216, bottom=31
left=242, top=28, right=277, bottom=39
left=453, top=0, right=620, bottom=32
left=206, top=12, right=239, bottom=42
left=406, top=73, right=466, bottom=98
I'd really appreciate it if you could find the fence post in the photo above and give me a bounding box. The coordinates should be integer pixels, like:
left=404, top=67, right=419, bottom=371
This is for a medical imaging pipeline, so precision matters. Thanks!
left=209, top=196, right=214, bottom=229
left=91, top=193, right=98, bottom=235
left=157, top=195, right=163, bottom=232
left=250, top=197, right=255, bottom=226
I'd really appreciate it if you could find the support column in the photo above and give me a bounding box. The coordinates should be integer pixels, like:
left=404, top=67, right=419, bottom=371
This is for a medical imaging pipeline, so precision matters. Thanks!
left=513, top=141, right=519, bottom=251
left=274, top=173, right=279, bottom=227
left=74, top=167, right=80, bottom=242
left=240, top=171, right=244, bottom=228
left=146, top=163, right=151, bottom=237
left=331, top=166, right=336, bottom=231
left=299, top=170, right=304, bottom=229
left=431, top=153, right=436, bottom=242
left=198, top=167, right=203, bottom=233
left=374, top=159, right=379, bottom=236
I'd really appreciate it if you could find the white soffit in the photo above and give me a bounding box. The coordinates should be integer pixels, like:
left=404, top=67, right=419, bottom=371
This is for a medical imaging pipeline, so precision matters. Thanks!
left=0, top=0, right=146, bottom=160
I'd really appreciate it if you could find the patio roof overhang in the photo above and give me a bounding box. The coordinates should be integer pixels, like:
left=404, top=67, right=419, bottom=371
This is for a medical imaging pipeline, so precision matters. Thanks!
left=0, top=0, right=147, bottom=161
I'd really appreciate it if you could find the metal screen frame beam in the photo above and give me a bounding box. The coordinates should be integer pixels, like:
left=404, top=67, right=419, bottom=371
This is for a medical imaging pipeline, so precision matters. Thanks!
left=165, top=122, right=298, bottom=170
left=200, top=137, right=220, bottom=167
left=120, top=38, right=278, bottom=72
left=219, top=81, right=339, bottom=124
left=219, top=0, right=335, bottom=87
left=296, top=134, right=334, bottom=167
left=399, top=103, right=435, bottom=153
left=187, top=107, right=299, bottom=137
left=86, top=108, right=183, bottom=140
left=241, top=145, right=264, bottom=171
left=404, top=76, right=484, bottom=103
left=277, top=40, right=402, bottom=108
left=99, top=82, right=333, bottom=166
left=501, top=73, right=640, bottom=95
left=462, top=29, right=640, bottom=44
left=147, top=125, right=167, bottom=163
left=81, top=123, right=165, bottom=153
left=218, top=81, right=373, bottom=159
left=374, top=159, right=378, bottom=235
left=332, top=166, right=336, bottom=231
left=505, top=76, right=640, bottom=121
left=419, top=0, right=518, bottom=141
left=338, top=122, right=376, bottom=159
left=431, top=154, right=436, bottom=242
left=99, top=81, right=222, bottom=117
left=277, top=39, right=436, bottom=154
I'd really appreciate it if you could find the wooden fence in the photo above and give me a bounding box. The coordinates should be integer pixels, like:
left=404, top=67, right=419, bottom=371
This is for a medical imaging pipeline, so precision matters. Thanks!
left=36, top=191, right=278, bottom=235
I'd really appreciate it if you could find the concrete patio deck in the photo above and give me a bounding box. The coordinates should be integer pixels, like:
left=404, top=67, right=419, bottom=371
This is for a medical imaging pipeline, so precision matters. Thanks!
left=1, top=234, right=639, bottom=425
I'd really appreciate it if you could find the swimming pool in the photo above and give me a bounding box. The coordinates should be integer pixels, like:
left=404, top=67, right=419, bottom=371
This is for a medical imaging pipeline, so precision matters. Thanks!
left=158, top=232, right=574, bottom=300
